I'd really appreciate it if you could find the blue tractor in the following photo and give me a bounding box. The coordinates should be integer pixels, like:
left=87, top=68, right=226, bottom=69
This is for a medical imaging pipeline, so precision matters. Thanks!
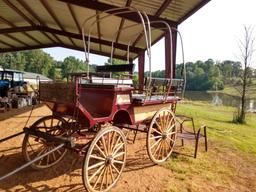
left=0, top=69, right=25, bottom=97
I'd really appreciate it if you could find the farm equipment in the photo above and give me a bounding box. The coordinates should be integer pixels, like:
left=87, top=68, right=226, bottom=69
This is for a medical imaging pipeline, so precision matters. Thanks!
left=0, top=68, right=25, bottom=97
left=0, top=7, right=186, bottom=192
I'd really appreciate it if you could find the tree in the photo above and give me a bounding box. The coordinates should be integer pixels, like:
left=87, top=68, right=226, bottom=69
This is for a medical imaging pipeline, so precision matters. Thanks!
left=233, top=26, right=255, bottom=124
left=61, top=56, right=86, bottom=79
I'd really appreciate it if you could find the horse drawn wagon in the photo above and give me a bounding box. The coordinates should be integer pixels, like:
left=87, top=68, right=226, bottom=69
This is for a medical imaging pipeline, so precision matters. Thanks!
left=0, top=7, right=186, bottom=192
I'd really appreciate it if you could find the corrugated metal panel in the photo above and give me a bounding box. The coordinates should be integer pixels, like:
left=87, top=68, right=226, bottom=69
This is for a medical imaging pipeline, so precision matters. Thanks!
left=45, top=0, right=77, bottom=32
left=11, top=32, right=38, bottom=46
left=162, top=0, right=202, bottom=21
left=26, top=31, right=53, bottom=44
left=0, top=41, right=10, bottom=49
left=0, top=34, right=23, bottom=47
left=131, top=0, right=161, bottom=16
left=0, top=23, right=10, bottom=29
left=9, top=0, right=40, bottom=25
left=118, top=21, right=144, bottom=46
left=55, top=35, right=73, bottom=45
left=71, top=5, right=97, bottom=33
left=0, top=0, right=26, bottom=27
left=22, top=0, right=56, bottom=28
left=44, top=32, right=58, bottom=43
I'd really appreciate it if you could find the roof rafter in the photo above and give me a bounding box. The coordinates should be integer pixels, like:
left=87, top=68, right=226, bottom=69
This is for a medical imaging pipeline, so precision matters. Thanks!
left=155, top=0, right=173, bottom=17
left=0, top=39, right=15, bottom=48
left=67, top=3, right=81, bottom=34
left=18, top=0, right=64, bottom=44
left=58, top=0, right=177, bottom=28
left=40, top=0, right=76, bottom=46
left=132, top=0, right=173, bottom=48
left=0, top=15, right=29, bottom=46
left=178, top=0, right=211, bottom=24
left=2, top=0, right=43, bottom=45
left=113, top=0, right=132, bottom=56
left=96, top=10, right=102, bottom=52
left=17, top=0, right=57, bottom=43
left=0, top=26, right=143, bottom=53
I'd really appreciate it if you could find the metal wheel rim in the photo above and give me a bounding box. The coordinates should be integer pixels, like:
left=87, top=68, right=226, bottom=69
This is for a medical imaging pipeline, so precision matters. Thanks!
left=83, top=126, right=127, bottom=192
left=22, top=115, right=68, bottom=170
left=147, top=108, right=177, bottom=164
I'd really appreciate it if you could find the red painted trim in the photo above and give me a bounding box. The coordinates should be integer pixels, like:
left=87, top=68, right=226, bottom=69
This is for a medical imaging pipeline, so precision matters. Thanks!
left=138, top=51, right=145, bottom=91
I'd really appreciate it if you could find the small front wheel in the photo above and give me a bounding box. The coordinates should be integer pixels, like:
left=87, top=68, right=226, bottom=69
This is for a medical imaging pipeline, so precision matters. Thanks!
left=82, top=126, right=127, bottom=192
left=22, top=115, right=69, bottom=170
left=147, top=108, right=177, bottom=164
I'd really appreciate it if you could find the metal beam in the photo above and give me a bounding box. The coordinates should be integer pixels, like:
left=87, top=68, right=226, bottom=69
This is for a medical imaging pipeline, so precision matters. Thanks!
left=0, top=16, right=29, bottom=46
left=4, top=0, right=34, bottom=25
left=58, top=0, right=177, bottom=28
left=0, top=39, right=15, bottom=48
left=132, top=0, right=175, bottom=47
left=1, top=1, right=43, bottom=45
left=113, top=0, right=132, bottom=56
left=17, top=0, right=57, bottom=43
left=96, top=10, right=102, bottom=52
left=0, top=26, right=143, bottom=53
left=18, top=0, right=62, bottom=44
left=178, top=0, right=211, bottom=24
left=67, top=3, right=82, bottom=34
left=155, top=0, right=173, bottom=17
left=40, top=0, right=75, bottom=46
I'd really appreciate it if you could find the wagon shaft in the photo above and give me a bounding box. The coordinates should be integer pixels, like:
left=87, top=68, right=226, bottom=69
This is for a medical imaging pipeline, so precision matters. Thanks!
left=0, top=143, right=65, bottom=181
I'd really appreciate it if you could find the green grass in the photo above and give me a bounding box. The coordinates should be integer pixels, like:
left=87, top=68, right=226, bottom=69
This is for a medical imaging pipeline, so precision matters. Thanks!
left=165, top=101, right=256, bottom=191
left=213, top=83, right=256, bottom=98
left=176, top=101, right=256, bottom=154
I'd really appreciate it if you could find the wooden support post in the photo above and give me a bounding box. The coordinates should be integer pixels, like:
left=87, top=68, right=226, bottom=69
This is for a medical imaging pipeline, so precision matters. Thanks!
left=165, top=27, right=177, bottom=78
left=138, top=51, right=145, bottom=91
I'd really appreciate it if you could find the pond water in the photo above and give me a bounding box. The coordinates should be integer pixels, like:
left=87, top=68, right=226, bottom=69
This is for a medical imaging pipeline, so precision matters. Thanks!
left=184, top=91, right=256, bottom=111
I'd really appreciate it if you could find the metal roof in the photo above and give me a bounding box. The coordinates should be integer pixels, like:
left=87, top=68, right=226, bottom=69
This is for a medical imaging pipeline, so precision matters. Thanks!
left=0, top=0, right=210, bottom=60
left=23, top=71, right=51, bottom=81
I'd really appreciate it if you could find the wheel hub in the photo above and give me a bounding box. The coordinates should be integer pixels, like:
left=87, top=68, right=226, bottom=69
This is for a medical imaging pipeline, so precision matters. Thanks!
left=162, top=132, right=167, bottom=140
left=105, top=155, right=113, bottom=166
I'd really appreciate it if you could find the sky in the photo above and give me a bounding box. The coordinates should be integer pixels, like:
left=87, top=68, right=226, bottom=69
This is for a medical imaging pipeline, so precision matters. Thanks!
left=44, top=0, right=256, bottom=71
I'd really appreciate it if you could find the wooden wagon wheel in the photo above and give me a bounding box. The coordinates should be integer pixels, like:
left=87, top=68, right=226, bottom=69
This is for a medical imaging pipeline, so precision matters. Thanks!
left=147, top=108, right=177, bottom=164
left=82, top=126, right=127, bottom=192
left=22, top=115, right=69, bottom=170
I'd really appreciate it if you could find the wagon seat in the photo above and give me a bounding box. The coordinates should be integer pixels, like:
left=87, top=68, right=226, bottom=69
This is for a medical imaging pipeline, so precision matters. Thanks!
left=132, top=77, right=184, bottom=106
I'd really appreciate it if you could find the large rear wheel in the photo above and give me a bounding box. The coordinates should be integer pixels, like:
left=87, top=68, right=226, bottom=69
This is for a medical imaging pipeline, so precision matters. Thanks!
left=82, top=126, right=126, bottom=192
left=147, top=108, right=177, bottom=164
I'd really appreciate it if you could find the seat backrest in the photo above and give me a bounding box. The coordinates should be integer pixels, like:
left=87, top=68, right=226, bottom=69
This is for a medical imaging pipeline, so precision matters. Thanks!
left=96, top=64, right=134, bottom=74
